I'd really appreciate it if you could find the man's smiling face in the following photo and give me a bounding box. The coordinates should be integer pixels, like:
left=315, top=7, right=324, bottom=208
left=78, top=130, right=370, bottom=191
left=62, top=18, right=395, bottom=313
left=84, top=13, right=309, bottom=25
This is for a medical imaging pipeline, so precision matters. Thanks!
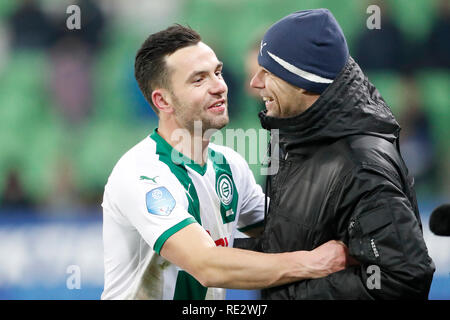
left=249, top=65, right=310, bottom=118
left=165, top=42, right=229, bottom=133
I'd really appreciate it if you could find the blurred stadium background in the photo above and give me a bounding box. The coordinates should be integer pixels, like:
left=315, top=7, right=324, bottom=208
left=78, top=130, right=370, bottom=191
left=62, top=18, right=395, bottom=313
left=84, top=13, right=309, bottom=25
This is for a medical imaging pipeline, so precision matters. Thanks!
left=0, top=0, right=448, bottom=300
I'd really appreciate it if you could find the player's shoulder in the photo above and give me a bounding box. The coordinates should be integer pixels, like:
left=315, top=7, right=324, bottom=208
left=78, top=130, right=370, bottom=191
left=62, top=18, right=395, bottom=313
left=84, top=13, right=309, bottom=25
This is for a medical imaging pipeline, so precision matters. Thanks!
left=107, top=136, right=172, bottom=185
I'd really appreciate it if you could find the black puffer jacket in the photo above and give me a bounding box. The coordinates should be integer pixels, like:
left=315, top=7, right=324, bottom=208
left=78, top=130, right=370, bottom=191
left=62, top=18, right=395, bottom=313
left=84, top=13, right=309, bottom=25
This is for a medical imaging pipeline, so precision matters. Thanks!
left=258, top=57, right=435, bottom=299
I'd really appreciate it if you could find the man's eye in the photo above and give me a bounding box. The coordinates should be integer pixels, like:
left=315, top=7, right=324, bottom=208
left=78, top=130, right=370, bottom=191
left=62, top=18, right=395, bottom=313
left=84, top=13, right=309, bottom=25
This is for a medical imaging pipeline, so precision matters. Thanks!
left=215, top=71, right=223, bottom=78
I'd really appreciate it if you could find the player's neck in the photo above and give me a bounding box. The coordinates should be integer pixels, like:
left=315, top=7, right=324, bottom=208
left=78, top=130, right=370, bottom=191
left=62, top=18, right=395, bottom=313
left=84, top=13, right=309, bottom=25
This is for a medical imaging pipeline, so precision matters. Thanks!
left=157, top=121, right=209, bottom=166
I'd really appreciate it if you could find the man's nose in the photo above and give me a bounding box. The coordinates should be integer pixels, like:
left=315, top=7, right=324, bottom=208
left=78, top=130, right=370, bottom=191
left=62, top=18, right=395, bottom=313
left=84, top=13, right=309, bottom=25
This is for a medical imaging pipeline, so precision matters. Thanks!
left=250, top=70, right=264, bottom=89
left=209, top=77, right=228, bottom=95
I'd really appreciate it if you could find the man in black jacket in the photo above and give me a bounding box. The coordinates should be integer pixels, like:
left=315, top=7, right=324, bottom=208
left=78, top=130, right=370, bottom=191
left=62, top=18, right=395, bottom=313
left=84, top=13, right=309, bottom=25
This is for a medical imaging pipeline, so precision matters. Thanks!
left=249, top=9, right=435, bottom=299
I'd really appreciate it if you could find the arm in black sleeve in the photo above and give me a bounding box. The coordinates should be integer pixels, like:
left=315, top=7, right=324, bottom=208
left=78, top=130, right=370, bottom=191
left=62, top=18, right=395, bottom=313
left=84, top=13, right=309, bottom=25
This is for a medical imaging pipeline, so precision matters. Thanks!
left=291, top=165, right=435, bottom=300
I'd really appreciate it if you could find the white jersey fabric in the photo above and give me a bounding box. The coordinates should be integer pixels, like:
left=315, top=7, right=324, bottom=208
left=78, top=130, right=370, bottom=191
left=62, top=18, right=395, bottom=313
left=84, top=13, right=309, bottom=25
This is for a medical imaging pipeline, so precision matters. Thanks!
left=101, top=129, right=265, bottom=300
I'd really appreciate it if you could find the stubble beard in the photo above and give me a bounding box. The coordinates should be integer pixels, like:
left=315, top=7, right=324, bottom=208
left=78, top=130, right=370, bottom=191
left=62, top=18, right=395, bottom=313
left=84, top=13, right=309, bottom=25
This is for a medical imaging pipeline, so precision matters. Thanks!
left=171, top=93, right=229, bottom=135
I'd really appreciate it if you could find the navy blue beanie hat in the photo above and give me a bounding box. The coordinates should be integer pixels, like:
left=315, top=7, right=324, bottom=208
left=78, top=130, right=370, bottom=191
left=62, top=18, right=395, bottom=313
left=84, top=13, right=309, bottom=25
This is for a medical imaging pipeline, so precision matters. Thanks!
left=258, top=9, right=349, bottom=94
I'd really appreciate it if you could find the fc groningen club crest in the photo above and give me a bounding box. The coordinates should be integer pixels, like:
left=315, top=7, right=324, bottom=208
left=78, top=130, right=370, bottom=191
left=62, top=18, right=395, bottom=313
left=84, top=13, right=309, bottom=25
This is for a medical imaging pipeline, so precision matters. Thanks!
left=209, top=148, right=238, bottom=224
left=216, top=174, right=233, bottom=206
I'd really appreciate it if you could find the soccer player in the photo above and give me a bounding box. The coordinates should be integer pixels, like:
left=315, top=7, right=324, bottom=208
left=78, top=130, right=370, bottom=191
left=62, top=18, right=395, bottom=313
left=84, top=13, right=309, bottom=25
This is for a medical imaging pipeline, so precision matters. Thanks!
left=101, top=24, right=351, bottom=300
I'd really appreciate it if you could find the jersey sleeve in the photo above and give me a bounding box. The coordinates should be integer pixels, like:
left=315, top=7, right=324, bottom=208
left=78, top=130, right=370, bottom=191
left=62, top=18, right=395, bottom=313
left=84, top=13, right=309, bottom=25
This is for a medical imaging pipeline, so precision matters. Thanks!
left=106, top=165, right=197, bottom=255
left=236, top=168, right=266, bottom=233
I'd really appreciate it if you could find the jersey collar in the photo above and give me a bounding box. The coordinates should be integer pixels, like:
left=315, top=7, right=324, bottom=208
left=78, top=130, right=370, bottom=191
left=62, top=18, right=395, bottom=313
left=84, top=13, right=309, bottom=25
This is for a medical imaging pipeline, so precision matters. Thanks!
left=149, top=129, right=208, bottom=176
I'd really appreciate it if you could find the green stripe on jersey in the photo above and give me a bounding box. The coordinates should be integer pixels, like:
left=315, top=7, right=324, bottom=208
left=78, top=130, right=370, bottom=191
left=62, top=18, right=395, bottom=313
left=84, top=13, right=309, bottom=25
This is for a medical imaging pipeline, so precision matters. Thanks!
left=209, top=148, right=239, bottom=224
left=153, top=217, right=197, bottom=255
left=149, top=130, right=202, bottom=224
left=149, top=130, right=207, bottom=299
left=173, top=271, right=207, bottom=300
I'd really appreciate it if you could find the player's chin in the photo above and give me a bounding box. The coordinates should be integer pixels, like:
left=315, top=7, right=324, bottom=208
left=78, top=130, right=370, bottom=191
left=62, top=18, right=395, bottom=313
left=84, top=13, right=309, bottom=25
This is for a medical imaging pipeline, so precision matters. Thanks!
left=206, top=114, right=229, bottom=131
left=214, top=116, right=229, bottom=130
left=265, top=107, right=280, bottom=118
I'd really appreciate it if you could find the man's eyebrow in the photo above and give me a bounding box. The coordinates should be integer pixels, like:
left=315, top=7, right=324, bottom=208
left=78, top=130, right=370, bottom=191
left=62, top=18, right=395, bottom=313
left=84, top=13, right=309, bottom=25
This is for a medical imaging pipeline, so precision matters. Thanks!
left=186, top=62, right=223, bottom=81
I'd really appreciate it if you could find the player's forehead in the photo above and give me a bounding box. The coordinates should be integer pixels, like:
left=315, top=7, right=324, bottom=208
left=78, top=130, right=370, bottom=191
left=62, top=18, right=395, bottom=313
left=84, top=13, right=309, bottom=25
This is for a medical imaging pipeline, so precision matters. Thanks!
left=166, top=42, right=220, bottom=81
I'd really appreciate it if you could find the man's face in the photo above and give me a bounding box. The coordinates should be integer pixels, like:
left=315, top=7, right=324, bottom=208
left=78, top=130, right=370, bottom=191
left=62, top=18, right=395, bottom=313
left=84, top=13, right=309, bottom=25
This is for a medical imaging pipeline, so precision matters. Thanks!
left=165, top=42, right=229, bottom=133
left=250, top=66, right=308, bottom=118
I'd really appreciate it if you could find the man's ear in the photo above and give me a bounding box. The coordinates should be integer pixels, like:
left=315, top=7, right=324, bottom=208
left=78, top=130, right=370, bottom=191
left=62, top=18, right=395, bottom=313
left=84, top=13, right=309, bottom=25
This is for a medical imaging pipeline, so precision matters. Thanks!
left=151, top=89, right=174, bottom=114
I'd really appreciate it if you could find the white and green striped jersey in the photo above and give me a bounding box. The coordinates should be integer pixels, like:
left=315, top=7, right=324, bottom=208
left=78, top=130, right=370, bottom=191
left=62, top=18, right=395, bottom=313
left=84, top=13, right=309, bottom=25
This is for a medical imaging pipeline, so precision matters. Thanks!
left=101, top=129, right=265, bottom=300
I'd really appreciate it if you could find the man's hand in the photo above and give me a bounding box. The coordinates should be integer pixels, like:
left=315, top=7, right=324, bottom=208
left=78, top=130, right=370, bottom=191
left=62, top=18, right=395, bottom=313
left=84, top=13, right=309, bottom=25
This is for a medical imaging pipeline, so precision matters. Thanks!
left=302, top=240, right=358, bottom=279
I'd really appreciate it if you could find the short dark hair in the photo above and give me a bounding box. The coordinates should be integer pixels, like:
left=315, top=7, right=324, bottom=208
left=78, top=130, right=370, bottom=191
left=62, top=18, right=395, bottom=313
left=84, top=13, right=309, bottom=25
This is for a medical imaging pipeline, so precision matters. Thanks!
left=134, top=24, right=202, bottom=114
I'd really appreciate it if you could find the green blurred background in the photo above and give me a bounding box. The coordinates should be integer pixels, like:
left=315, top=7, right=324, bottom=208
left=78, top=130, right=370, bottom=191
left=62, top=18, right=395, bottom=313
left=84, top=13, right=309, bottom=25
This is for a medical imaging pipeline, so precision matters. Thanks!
left=0, top=0, right=448, bottom=209
left=0, top=0, right=448, bottom=299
